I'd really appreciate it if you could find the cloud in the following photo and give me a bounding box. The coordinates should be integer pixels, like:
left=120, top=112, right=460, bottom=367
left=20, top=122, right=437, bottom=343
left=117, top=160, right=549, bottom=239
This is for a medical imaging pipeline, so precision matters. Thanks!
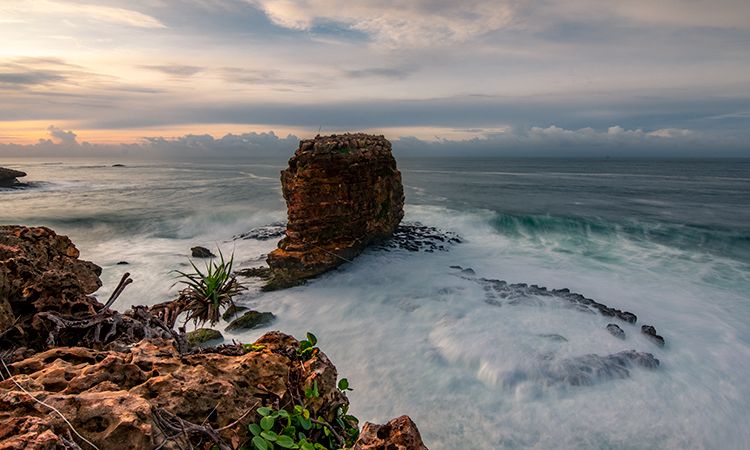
left=140, top=65, right=204, bottom=77
left=1, top=124, right=744, bottom=159
left=46, top=125, right=78, bottom=145
left=246, top=0, right=517, bottom=47
left=343, top=67, right=414, bottom=80
left=0, top=0, right=166, bottom=29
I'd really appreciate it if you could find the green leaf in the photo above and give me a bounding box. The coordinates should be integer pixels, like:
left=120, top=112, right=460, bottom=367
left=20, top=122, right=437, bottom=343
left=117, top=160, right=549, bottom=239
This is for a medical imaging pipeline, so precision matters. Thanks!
left=260, top=431, right=279, bottom=442
left=252, top=436, right=268, bottom=450
left=302, top=409, right=310, bottom=420
left=299, top=417, right=312, bottom=431
left=260, top=415, right=275, bottom=431
left=277, top=410, right=290, bottom=419
left=249, top=423, right=262, bottom=436
left=258, top=407, right=273, bottom=417
left=337, top=378, right=349, bottom=391
left=275, top=435, right=298, bottom=449
left=306, top=332, right=317, bottom=346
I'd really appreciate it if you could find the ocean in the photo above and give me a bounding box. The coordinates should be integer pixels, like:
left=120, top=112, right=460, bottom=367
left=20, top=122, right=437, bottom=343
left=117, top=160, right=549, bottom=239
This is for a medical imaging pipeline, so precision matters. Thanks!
left=2, top=157, right=749, bottom=449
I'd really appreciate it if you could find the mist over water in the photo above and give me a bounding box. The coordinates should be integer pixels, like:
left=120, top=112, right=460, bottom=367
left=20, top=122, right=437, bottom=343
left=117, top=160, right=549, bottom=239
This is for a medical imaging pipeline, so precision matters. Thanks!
left=2, top=157, right=749, bottom=449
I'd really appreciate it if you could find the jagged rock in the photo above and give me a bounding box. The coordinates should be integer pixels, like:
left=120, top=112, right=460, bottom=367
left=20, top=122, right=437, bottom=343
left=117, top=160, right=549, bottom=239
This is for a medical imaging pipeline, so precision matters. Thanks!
left=235, top=266, right=272, bottom=279
left=641, top=325, right=665, bottom=347
left=504, top=350, right=660, bottom=387
left=0, top=333, right=349, bottom=449
left=234, top=223, right=287, bottom=241
left=0, top=167, right=26, bottom=187
left=456, top=269, right=640, bottom=325
left=538, top=333, right=568, bottom=342
left=0, top=226, right=172, bottom=351
left=377, top=223, right=462, bottom=252
left=221, top=304, right=249, bottom=321
left=354, top=415, right=429, bottom=450
left=606, top=323, right=626, bottom=339
left=186, top=328, right=223, bottom=345
left=225, top=310, right=275, bottom=331
left=190, top=246, right=214, bottom=258
left=267, top=133, right=404, bottom=288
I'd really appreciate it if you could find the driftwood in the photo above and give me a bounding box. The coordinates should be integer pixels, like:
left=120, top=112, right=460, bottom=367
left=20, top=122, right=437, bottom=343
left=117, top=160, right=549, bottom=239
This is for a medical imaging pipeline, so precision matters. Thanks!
left=152, top=407, right=233, bottom=450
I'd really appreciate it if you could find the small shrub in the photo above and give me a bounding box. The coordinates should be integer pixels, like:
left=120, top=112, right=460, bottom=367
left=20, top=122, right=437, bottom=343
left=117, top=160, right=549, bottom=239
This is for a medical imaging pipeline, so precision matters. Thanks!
left=174, top=249, right=245, bottom=327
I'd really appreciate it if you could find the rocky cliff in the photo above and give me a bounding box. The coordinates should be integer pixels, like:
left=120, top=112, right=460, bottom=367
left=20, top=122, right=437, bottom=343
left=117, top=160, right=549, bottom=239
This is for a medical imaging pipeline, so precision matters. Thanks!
left=267, top=134, right=404, bottom=287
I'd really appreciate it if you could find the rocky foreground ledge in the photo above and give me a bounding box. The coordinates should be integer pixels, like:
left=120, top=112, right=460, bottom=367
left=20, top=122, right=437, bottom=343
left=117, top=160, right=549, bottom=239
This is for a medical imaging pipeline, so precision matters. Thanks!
left=0, top=226, right=427, bottom=450
left=266, top=134, right=405, bottom=288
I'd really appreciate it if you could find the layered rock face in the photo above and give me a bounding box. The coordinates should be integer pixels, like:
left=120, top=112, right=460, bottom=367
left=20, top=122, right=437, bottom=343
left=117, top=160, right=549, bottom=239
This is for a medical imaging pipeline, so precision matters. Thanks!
left=267, top=134, right=404, bottom=286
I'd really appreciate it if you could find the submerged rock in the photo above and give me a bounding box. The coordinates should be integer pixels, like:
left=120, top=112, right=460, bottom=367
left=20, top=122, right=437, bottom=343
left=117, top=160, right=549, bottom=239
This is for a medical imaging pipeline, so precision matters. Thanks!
left=641, top=325, right=666, bottom=347
left=267, top=133, right=404, bottom=288
left=606, top=323, right=626, bottom=339
left=377, top=222, right=462, bottom=253
left=0, top=167, right=26, bottom=187
left=234, top=223, right=287, bottom=241
left=221, top=304, right=249, bottom=321
left=186, top=328, right=223, bottom=345
left=538, top=333, right=568, bottom=342
left=190, top=246, right=214, bottom=258
left=505, top=350, right=660, bottom=387
left=354, top=415, right=428, bottom=450
left=225, top=310, right=275, bottom=331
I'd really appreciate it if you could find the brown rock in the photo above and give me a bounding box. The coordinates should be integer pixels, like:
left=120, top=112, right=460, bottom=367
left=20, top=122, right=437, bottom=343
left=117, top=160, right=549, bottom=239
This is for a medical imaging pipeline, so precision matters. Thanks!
left=354, top=415, right=429, bottom=450
left=267, top=133, right=404, bottom=287
left=0, top=333, right=348, bottom=449
left=0, top=225, right=172, bottom=351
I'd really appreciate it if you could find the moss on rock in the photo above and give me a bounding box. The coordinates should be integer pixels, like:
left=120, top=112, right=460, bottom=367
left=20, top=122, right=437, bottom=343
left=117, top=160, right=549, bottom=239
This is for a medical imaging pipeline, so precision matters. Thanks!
left=187, top=328, right=223, bottom=345
left=225, top=310, right=275, bottom=331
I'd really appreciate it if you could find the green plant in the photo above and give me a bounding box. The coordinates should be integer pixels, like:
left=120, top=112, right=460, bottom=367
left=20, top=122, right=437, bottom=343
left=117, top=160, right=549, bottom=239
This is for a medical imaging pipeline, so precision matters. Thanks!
left=244, top=332, right=359, bottom=450
left=174, top=249, right=245, bottom=327
left=297, top=332, right=319, bottom=361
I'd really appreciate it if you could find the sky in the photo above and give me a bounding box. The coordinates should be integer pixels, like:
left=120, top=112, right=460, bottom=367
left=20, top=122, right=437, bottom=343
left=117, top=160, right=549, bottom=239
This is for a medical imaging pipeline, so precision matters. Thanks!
left=1, top=0, right=749, bottom=157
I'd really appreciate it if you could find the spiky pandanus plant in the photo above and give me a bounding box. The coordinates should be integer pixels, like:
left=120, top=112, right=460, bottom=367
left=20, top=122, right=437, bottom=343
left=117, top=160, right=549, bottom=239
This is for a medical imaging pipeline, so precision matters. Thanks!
left=174, top=250, right=245, bottom=327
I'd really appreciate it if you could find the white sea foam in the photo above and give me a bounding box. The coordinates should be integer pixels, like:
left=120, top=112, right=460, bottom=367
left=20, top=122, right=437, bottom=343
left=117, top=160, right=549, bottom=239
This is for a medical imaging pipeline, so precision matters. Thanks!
left=82, top=204, right=750, bottom=449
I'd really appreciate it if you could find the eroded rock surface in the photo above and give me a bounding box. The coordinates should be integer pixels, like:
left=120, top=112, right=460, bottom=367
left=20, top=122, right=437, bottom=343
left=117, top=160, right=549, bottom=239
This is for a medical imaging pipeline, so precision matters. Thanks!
left=354, top=415, right=429, bottom=450
left=267, top=134, right=404, bottom=287
left=0, top=333, right=349, bottom=449
left=0, top=225, right=172, bottom=351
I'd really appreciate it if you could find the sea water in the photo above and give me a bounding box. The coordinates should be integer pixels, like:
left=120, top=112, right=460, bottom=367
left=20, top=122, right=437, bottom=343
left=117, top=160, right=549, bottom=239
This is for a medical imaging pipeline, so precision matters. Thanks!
left=2, top=157, right=749, bottom=449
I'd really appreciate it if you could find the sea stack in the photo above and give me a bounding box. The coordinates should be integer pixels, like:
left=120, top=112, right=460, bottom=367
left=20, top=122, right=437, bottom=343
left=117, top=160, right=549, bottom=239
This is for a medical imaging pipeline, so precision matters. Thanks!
left=267, top=133, right=404, bottom=287
left=0, top=167, right=26, bottom=187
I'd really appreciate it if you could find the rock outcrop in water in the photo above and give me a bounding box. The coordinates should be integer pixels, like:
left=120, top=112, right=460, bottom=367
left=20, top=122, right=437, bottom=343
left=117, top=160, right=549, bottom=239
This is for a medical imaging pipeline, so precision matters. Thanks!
left=0, top=167, right=26, bottom=187
left=267, top=134, right=405, bottom=288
